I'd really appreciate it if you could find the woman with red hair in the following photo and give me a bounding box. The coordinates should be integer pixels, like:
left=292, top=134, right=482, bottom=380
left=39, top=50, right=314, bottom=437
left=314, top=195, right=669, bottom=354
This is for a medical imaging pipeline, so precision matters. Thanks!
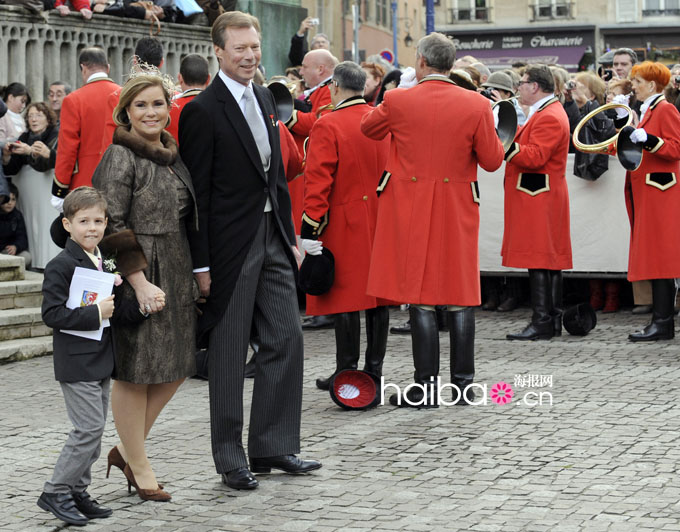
left=621, top=61, right=680, bottom=341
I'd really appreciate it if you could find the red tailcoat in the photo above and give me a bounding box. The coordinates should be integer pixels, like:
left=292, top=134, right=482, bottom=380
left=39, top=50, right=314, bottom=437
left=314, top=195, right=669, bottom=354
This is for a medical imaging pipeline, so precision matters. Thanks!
left=623, top=95, right=680, bottom=281
left=302, top=98, right=390, bottom=315
left=361, top=76, right=504, bottom=306
left=279, top=121, right=303, bottom=182
left=502, top=97, right=572, bottom=270
left=286, top=82, right=332, bottom=235
left=54, top=77, right=120, bottom=195
left=167, top=89, right=202, bottom=147
left=99, top=88, right=120, bottom=157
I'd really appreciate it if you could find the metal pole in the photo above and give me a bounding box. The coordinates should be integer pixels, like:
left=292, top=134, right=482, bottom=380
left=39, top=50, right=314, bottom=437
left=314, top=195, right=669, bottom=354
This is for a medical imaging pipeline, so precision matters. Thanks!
left=391, top=1, right=398, bottom=67
left=426, top=0, right=434, bottom=34
left=352, top=1, right=360, bottom=63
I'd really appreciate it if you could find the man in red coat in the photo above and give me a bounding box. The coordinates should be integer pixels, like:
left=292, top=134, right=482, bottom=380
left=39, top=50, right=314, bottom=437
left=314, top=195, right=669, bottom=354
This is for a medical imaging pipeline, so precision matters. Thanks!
left=167, top=54, right=211, bottom=146
left=51, top=48, right=119, bottom=208
left=286, top=48, right=337, bottom=329
left=300, top=61, right=390, bottom=390
left=502, top=64, right=572, bottom=341
left=361, top=33, right=505, bottom=407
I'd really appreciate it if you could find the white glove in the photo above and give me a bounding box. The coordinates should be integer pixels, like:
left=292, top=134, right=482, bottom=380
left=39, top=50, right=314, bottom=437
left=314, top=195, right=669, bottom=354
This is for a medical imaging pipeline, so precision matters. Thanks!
left=612, top=94, right=630, bottom=118
left=301, top=238, right=323, bottom=256
left=629, top=128, right=648, bottom=144
left=493, top=105, right=500, bottom=129
left=398, top=67, right=417, bottom=89
left=51, top=195, right=64, bottom=212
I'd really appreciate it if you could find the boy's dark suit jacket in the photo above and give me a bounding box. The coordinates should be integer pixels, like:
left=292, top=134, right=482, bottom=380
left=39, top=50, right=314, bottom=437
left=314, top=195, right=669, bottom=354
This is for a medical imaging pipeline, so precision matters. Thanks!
left=42, top=238, right=145, bottom=383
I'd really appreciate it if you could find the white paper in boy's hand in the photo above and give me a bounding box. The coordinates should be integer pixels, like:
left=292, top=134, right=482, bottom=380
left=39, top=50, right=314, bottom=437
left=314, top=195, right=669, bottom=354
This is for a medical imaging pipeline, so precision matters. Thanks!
left=61, top=267, right=115, bottom=341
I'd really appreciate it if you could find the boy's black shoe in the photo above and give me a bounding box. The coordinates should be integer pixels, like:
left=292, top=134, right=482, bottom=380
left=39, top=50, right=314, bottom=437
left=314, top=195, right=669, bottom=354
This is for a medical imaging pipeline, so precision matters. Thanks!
left=72, top=490, right=113, bottom=518
left=37, top=492, right=89, bottom=526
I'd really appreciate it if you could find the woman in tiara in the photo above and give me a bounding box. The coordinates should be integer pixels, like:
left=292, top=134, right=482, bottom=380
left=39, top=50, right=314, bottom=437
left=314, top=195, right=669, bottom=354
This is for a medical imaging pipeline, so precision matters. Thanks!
left=92, top=72, right=198, bottom=501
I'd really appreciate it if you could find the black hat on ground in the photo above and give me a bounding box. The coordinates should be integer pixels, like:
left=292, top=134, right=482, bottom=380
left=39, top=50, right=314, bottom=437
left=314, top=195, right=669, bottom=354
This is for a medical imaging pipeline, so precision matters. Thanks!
left=299, top=247, right=334, bottom=296
left=563, top=303, right=597, bottom=336
left=50, top=215, right=69, bottom=249
left=329, top=369, right=381, bottom=410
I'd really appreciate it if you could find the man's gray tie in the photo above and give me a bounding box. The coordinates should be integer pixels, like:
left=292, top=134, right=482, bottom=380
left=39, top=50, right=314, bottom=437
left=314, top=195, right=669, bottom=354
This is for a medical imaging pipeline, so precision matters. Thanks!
left=242, top=85, right=271, bottom=172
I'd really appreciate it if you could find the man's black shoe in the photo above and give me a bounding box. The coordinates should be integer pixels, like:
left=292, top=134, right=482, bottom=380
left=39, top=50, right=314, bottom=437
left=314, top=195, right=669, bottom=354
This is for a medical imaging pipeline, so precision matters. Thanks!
left=250, top=455, right=322, bottom=474
left=315, top=374, right=333, bottom=390
left=71, top=491, right=112, bottom=519
left=221, top=467, right=259, bottom=490
left=497, top=296, right=520, bottom=312
left=37, top=492, right=89, bottom=526
left=389, top=320, right=411, bottom=334
left=301, top=315, right=335, bottom=330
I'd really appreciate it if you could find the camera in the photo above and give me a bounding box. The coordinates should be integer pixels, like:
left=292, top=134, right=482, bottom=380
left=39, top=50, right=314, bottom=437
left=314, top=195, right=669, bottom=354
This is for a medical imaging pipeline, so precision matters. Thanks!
left=309, top=17, right=319, bottom=25
left=603, top=69, right=613, bottom=82
left=480, top=88, right=495, bottom=100
left=675, top=76, right=680, bottom=85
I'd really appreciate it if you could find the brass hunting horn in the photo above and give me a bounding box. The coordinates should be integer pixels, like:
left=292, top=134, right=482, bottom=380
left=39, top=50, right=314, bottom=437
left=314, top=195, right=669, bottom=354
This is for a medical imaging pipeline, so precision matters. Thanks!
left=572, top=102, right=642, bottom=171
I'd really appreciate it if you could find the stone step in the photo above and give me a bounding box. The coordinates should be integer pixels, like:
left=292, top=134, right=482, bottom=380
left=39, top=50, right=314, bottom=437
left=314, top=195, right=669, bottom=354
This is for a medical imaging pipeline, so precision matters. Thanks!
left=0, top=336, right=53, bottom=364
left=0, top=254, right=25, bottom=282
left=0, top=271, right=44, bottom=310
left=0, top=307, right=50, bottom=342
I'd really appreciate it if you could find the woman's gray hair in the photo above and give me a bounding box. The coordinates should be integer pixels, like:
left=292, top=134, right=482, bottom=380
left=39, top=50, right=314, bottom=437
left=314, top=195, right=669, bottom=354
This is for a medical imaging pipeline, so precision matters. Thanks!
left=416, top=33, right=456, bottom=73
left=333, top=61, right=367, bottom=92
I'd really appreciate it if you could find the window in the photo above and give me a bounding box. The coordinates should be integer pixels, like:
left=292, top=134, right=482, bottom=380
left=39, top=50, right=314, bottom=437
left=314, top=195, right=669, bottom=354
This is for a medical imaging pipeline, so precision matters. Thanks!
left=448, top=0, right=490, bottom=22
left=643, top=0, right=680, bottom=15
left=531, top=0, right=574, bottom=20
left=376, top=0, right=388, bottom=26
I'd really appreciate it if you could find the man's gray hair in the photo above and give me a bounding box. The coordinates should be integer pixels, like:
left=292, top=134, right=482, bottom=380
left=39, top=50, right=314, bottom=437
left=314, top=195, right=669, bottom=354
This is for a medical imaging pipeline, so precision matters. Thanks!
left=613, top=47, right=638, bottom=65
left=471, top=62, right=490, bottom=79
left=333, top=61, right=367, bottom=93
left=416, top=33, right=456, bottom=73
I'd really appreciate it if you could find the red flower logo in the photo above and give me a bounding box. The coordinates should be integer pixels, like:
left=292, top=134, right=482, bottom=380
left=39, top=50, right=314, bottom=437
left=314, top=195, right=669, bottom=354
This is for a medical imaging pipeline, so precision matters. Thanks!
left=490, top=381, right=514, bottom=405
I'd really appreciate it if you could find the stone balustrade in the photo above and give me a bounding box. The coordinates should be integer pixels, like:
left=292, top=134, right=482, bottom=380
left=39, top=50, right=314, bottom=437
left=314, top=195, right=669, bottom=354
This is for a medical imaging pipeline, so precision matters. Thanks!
left=0, top=0, right=306, bottom=101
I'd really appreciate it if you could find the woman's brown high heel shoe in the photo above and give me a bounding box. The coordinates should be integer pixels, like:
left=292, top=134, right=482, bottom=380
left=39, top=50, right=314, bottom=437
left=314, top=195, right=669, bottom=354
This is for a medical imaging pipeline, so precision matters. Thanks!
left=122, top=464, right=172, bottom=502
left=106, top=447, right=126, bottom=478
left=108, top=447, right=164, bottom=488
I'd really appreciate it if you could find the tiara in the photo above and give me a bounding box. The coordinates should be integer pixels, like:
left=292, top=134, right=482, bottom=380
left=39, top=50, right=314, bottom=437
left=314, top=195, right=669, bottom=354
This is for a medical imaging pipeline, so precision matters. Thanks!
left=125, top=56, right=178, bottom=96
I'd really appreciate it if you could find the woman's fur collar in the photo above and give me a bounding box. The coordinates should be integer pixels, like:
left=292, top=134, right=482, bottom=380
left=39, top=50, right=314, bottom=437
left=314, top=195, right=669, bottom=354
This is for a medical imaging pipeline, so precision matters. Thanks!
left=112, top=126, right=178, bottom=166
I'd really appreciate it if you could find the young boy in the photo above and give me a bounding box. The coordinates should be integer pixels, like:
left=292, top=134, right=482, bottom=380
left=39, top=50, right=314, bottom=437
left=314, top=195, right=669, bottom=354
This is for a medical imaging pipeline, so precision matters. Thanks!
left=0, top=184, right=31, bottom=268
left=38, top=186, right=116, bottom=526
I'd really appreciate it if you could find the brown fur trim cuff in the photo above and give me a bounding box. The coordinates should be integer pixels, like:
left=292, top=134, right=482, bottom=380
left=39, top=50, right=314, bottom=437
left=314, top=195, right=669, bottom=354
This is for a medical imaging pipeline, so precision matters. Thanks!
left=99, top=229, right=148, bottom=276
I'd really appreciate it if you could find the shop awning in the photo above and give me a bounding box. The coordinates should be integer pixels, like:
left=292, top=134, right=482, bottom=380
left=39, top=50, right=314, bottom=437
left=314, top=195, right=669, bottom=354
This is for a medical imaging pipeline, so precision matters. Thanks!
left=469, top=46, right=587, bottom=71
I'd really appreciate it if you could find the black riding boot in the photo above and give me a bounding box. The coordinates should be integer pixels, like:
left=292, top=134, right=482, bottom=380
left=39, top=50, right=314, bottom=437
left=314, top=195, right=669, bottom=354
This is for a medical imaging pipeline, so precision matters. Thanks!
left=629, top=279, right=676, bottom=342
left=550, top=270, right=563, bottom=337
left=316, top=312, right=361, bottom=390
left=363, top=306, right=389, bottom=377
left=507, top=269, right=554, bottom=340
left=449, top=308, right=475, bottom=405
left=389, top=306, right=439, bottom=408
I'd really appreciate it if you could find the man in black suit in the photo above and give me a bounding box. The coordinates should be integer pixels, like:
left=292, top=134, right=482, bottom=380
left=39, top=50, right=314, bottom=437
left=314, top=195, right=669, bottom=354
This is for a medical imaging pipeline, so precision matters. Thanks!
left=179, top=11, right=321, bottom=491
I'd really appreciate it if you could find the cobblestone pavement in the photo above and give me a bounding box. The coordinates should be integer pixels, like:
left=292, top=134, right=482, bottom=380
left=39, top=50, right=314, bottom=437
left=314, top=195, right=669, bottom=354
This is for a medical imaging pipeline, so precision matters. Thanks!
left=1, top=308, right=680, bottom=532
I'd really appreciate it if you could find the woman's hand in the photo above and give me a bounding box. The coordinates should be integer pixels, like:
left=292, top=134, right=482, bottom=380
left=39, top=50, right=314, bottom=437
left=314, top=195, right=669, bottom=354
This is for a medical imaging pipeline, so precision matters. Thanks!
left=30, top=141, right=50, bottom=159
left=11, top=141, right=31, bottom=156
left=127, top=270, right=166, bottom=314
